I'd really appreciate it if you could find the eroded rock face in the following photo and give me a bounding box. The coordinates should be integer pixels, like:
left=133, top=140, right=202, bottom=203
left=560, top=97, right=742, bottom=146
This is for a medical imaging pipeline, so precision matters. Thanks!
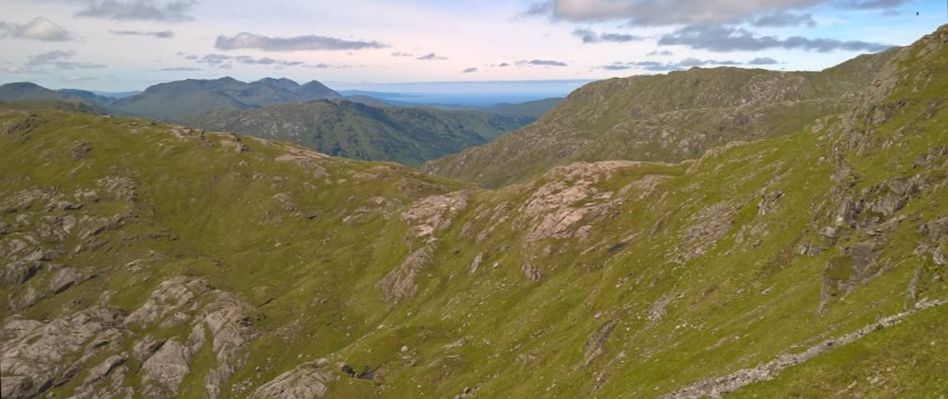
left=674, top=202, right=739, bottom=263
left=519, top=161, right=641, bottom=245
left=382, top=247, right=433, bottom=302
left=124, top=277, right=213, bottom=328
left=129, top=276, right=257, bottom=399
left=141, top=340, right=192, bottom=397
left=401, top=191, right=468, bottom=243
left=251, top=359, right=336, bottom=399
left=202, top=293, right=256, bottom=399
left=1, top=307, right=123, bottom=399
left=583, top=320, right=617, bottom=367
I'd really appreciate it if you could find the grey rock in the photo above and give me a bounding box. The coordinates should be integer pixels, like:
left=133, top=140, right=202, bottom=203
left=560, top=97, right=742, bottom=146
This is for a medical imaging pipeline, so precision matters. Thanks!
left=0, top=307, right=122, bottom=399
left=49, top=267, right=89, bottom=294
left=251, top=359, right=336, bottom=399
left=382, top=247, right=433, bottom=302
left=82, top=353, right=126, bottom=385
left=141, top=340, right=192, bottom=397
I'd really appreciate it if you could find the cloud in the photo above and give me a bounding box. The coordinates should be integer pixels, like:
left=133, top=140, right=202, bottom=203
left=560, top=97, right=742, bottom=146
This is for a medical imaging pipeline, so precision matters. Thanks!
left=646, top=50, right=674, bottom=56
left=598, top=57, right=742, bottom=72
left=658, top=25, right=891, bottom=52
left=572, top=28, right=643, bottom=43
left=752, top=11, right=816, bottom=27
left=748, top=57, right=779, bottom=64
left=0, top=17, right=73, bottom=41
left=111, top=29, right=174, bottom=38
left=517, top=59, right=568, bottom=67
left=462, top=67, right=479, bottom=73
left=520, top=1, right=554, bottom=17
left=523, top=0, right=825, bottom=25
left=391, top=52, right=414, bottom=57
left=522, top=0, right=907, bottom=26
left=181, top=53, right=343, bottom=69
left=63, top=76, right=98, bottom=82
left=160, top=66, right=202, bottom=71
left=77, top=0, right=198, bottom=22
left=215, top=32, right=386, bottom=52
left=190, top=53, right=304, bottom=67
left=303, top=63, right=342, bottom=69
left=3, top=50, right=107, bottom=73
left=843, top=0, right=910, bottom=9
left=417, top=52, right=447, bottom=60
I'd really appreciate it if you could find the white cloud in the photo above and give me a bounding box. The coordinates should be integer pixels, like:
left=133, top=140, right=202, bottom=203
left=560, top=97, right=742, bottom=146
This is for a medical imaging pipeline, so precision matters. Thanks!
left=0, top=17, right=74, bottom=41
left=215, top=32, right=386, bottom=52
left=77, top=0, right=198, bottom=22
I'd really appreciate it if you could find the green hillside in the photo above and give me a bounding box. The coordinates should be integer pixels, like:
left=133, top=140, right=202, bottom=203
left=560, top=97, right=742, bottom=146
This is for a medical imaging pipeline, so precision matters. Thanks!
left=1, top=24, right=946, bottom=399
left=424, top=50, right=894, bottom=188
left=190, top=99, right=533, bottom=166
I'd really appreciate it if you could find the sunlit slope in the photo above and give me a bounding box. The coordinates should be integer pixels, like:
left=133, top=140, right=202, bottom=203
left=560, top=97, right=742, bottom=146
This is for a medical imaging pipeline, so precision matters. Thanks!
left=1, top=25, right=946, bottom=399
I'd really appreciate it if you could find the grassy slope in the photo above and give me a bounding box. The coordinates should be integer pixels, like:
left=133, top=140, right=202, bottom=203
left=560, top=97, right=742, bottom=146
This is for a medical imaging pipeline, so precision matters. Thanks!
left=1, top=26, right=946, bottom=399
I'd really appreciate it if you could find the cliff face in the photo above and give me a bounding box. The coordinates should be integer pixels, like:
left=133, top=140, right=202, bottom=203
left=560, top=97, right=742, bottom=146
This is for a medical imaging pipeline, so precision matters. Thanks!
left=1, top=25, right=946, bottom=399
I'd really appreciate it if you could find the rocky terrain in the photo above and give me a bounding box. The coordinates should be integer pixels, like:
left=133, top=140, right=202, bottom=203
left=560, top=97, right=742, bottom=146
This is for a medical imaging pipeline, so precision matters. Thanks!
left=1, top=24, right=946, bottom=399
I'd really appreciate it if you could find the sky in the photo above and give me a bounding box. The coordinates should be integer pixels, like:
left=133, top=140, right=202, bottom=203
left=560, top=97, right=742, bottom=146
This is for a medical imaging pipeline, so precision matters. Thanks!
left=0, top=0, right=945, bottom=92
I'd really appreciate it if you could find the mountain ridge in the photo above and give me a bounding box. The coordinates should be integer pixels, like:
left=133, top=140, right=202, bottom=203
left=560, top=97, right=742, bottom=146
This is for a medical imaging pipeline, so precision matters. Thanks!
left=424, top=48, right=896, bottom=187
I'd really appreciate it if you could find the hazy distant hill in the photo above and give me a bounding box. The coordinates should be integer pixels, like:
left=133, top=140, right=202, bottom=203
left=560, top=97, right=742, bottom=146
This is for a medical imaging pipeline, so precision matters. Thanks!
left=110, top=77, right=342, bottom=121
left=0, top=82, right=113, bottom=108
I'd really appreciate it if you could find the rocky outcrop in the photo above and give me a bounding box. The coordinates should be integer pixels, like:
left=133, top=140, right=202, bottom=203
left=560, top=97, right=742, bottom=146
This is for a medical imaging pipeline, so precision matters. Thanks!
left=141, top=339, right=192, bottom=397
left=518, top=161, right=641, bottom=245
left=251, top=359, right=336, bottom=399
left=124, top=277, right=213, bottom=328
left=382, top=247, right=433, bottom=302
left=401, top=191, right=468, bottom=243
left=202, top=293, right=256, bottom=398
left=128, top=277, right=256, bottom=398
left=583, top=320, right=616, bottom=366
left=1, top=307, right=124, bottom=399
left=673, top=202, right=739, bottom=263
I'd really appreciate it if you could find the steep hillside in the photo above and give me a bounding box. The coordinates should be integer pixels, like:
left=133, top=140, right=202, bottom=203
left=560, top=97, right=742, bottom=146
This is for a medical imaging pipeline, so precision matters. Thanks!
left=190, top=99, right=532, bottom=165
left=1, top=25, right=946, bottom=399
left=424, top=51, right=893, bottom=187
left=110, top=77, right=341, bottom=121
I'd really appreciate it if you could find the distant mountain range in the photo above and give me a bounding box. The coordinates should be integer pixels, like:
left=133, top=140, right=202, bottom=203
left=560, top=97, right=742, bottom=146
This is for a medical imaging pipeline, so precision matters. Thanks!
left=0, top=78, right=557, bottom=165
left=109, top=77, right=341, bottom=121
left=190, top=99, right=531, bottom=165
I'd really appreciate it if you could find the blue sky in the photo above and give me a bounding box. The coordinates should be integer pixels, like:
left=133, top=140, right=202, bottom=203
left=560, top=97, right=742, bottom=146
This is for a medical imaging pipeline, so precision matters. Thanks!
left=0, top=0, right=945, bottom=91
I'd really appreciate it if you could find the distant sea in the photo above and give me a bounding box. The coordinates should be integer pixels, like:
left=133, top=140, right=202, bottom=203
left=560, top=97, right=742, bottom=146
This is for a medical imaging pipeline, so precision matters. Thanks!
left=332, top=80, right=592, bottom=107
